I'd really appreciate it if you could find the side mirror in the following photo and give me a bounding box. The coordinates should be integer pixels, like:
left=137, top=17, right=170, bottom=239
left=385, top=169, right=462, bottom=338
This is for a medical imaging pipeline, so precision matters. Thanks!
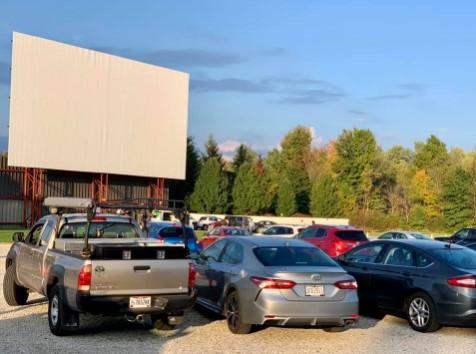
left=12, top=232, right=24, bottom=242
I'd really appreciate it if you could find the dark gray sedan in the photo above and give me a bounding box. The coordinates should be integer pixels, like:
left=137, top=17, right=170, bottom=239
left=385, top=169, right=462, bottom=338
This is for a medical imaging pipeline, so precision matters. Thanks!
left=194, top=236, right=359, bottom=334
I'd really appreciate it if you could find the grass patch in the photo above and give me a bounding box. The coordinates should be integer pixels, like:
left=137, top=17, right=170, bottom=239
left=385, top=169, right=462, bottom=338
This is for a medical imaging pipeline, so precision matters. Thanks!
left=0, top=228, right=28, bottom=243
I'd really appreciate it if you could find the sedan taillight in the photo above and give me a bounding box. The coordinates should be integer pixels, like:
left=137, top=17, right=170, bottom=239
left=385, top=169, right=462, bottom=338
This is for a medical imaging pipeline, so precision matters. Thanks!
left=335, top=279, right=358, bottom=289
left=250, top=276, right=296, bottom=289
left=447, top=275, right=476, bottom=288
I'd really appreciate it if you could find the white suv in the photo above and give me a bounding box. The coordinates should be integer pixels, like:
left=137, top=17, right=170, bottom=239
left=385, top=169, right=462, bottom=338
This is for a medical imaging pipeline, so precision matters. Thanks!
left=196, top=216, right=221, bottom=231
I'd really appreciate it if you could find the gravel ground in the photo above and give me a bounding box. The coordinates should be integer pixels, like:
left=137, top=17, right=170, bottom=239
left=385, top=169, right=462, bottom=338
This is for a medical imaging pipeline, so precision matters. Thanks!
left=1, top=243, right=475, bottom=354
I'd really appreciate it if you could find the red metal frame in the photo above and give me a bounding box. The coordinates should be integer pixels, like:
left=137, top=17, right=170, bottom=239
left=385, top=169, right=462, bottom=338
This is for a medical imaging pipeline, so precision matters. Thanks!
left=91, top=173, right=109, bottom=202
left=23, top=168, right=44, bottom=226
left=147, top=178, right=165, bottom=208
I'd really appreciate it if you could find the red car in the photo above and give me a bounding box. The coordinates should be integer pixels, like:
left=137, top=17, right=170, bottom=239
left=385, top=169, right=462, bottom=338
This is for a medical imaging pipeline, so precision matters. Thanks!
left=198, top=226, right=250, bottom=249
left=296, top=225, right=369, bottom=257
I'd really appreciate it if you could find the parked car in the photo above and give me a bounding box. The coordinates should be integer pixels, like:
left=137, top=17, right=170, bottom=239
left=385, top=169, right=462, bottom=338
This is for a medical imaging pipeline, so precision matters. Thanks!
left=260, top=225, right=303, bottom=238
left=253, top=220, right=277, bottom=233
left=147, top=221, right=203, bottom=254
left=435, top=227, right=476, bottom=246
left=224, top=215, right=255, bottom=233
left=296, top=225, right=369, bottom=257
left=337, top=239, right=476, bottom=332
left=3, top=197, right=196, bottom=335
left=194, top=236, right=359, bottom=334
left=378, top=230, right=432, bottom=240
left=198, top=226, right=250, bottom=249
left=466, top=243, right=476, bottom=251
left=196, top=216, right=222, bottom=231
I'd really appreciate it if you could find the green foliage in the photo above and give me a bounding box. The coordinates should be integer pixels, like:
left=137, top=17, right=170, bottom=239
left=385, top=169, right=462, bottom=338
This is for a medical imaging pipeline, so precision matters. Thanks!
left=232, top=161, right=270, bottom=214
left=203, top=135, right=222, bottom=163
left=442, top=167, right=472, bottom=229
left=276, top=176, right=297, bottom=216
left=310, top=173, right=341, bottom=217
left=414, top=135, right=449, bottom=170
left=280, top=126, right=312, bottom=213
left=232, top=144, right=256, bottom=172
left=185, top=137, right=201, bottom=195
left=189, top=158, right=229, bottom=213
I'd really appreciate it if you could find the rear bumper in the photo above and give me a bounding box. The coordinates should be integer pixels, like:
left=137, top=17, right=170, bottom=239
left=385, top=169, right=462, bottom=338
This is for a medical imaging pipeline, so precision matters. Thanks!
left=76, top=290, right=196, bottom=315
left=242, top=289, right=359, bottom=327
left=437, top=293, right=476, bottom=326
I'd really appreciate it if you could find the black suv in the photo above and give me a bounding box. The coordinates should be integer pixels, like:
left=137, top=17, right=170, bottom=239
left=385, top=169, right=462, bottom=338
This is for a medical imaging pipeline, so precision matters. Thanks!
left=435, top=227, right=476, bottom=246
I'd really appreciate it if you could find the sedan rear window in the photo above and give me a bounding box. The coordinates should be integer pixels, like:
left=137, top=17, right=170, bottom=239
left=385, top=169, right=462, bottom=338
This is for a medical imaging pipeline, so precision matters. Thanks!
left=431, top=248, right=476, bottom=269
left=335, top=230, right=367, bottom=241
left=223, top=228, right=249, bottom=236
left=253, top=247, right=337, bottom=267
left=158, top=227, right=195, bottom=239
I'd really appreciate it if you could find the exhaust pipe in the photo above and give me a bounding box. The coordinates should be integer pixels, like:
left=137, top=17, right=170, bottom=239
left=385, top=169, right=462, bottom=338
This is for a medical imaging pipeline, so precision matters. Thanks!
left=125, top=314, right=145, bottom=323
left=344, top=319, right=356, bottom=327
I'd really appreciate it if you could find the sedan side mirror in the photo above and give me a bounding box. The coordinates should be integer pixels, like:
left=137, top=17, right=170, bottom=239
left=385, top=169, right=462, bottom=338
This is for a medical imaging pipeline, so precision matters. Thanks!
left=12, top=232, right=24, bottom=242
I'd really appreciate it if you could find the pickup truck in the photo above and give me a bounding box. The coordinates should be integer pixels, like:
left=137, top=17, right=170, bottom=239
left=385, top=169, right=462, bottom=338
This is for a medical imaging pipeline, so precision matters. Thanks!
left=3, top=198, right=196, bottom=336
left=434, top=227, right=476, bottom=246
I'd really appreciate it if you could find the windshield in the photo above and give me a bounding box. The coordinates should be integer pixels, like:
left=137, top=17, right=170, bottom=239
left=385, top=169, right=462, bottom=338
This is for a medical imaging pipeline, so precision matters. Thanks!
left=253, top=247, right=337, bottom=267
left=223, top=228, right=249, bottom=236
left=59, top=222, right=139, bottom=239
left=409, top=232, right=431, bottom=240
left=151, top=226, right=195, bottom=239
left=431, top=248, right=476, bottom=269
left=335, top=230, right=367, bottom=241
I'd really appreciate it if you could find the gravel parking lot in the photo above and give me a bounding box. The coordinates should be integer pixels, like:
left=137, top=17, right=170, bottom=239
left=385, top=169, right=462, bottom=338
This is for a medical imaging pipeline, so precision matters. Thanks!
left=1, top=244, right=475, bottom=354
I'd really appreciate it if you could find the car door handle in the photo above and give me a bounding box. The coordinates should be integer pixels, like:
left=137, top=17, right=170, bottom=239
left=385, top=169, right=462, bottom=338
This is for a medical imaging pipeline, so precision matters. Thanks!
left=134, top=265, right=150, bottom=271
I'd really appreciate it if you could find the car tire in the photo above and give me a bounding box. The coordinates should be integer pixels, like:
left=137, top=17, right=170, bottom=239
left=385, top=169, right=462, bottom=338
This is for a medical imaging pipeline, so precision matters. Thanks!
left=406, top=292, right=440, bottom=333
left=150, top=315, right=176, bottom=331
left=48, top=284, right=74, bottom=336
left=224, top=291, right=252, bottom=334
left=3, top=264, right=29, bottom=306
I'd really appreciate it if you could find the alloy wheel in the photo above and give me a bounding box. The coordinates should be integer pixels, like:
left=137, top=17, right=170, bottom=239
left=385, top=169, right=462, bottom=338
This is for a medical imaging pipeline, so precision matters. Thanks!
left=409, top=297, right=430, bottom=328
left=50, top=295, right=59, bottom=326
left=226, top=295, right=239, bottom=330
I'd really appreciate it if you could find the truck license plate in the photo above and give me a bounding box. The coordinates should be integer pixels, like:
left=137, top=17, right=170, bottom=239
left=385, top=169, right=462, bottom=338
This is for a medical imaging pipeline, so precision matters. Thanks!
left=305, top=285, right=325, bottom=297
left=129, top=296, right=151, bottom=309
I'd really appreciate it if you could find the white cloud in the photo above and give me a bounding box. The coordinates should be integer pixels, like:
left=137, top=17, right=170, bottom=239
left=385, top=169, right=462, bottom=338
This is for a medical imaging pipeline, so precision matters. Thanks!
left=218, top=139, right=242, bottom=153
left=309, top=127, right=325, bottom=148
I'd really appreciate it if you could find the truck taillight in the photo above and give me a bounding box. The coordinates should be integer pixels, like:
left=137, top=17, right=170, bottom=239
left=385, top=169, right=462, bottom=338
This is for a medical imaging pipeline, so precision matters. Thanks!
left=78, top=264, right=92, bottom=291
left=188, top=263, right=196, bottom=289
left=250, top=276, right=296, bottom=289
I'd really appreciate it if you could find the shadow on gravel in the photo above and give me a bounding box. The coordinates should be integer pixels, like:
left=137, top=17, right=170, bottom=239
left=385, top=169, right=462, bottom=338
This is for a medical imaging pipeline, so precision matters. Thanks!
left=0, top=297, right=47, bottom=315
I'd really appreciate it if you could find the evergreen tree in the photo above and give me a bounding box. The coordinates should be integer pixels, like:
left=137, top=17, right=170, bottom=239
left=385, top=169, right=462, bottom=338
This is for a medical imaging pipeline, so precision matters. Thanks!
left=189, top=158, right=229, bottom=213
left=442, top=167, right=471, bottom=229
left=232, top=161, right=269, bottom=214
left=310, top=173, right=341, bottom=217
left=203, top=135, right=222, bottom=163
left=185, top=137, right=201, bottom=196
left=232, top=144, right=256, bottom=172
left=276, top=176, right=297, bottom=216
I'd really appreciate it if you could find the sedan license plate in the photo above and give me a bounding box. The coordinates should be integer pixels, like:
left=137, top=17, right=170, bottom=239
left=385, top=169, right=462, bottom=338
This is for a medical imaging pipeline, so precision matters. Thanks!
left=129, top=296, right=151, bottom=309
left=305, top=285, right=325, bottom=297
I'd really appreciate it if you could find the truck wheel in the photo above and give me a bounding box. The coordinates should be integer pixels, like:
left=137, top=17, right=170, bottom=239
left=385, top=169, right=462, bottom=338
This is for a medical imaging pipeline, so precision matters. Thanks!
left=48, top=284, right=73, bottom=336
left=224, top=291, right=252, bottom=334
left=150, top=315, right=176, bottom=330
left=3, top=264, right=28, bottom=306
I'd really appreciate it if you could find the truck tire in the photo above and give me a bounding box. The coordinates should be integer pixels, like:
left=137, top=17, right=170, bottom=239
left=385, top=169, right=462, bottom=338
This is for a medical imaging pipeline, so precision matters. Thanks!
left=3, top=264, right=29, bottom=306
left=48, top=284, right=73, bottom=336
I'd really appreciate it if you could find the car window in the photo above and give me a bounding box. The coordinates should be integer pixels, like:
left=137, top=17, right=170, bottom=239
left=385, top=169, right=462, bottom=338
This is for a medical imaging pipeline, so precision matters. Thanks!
left=223, top=228, right=248, bottom=236
left=394, top=233, right=405, bottom=239
left=379, top=233, right=392, bottom=240
left=40, top=220, right=56, bottom=245
left=201, top=240, right=227, bottom=262
left=416, top=253, right=432, bottom=267
left=409, top=232, right=431, bottom=240
left=315, top=228, right=327, bottom=238
left=469, top=229, right=476, bottom=239
left=299, top=228, right=316, bottom=239
left=454, top=229, right=469, bottom=239
left=335, top=230, right=367, bottom=241
left=59, top=222, right=139, bottom=239
left=263, top=227, right=276, bottom=235
left=158, top=227, right=195, bottom=239
left=221, top=241, right=244, bottom=265
left=27, top=223, right=45, bottom=245
left=383, top=246, right=415, bottom=267
left=431, top=248, right=476, bottom=269
left=283, top=227, right=293, bottom=234
left=254, top=246, right=337, bottom=267
left=210, top=228, right=221, bottom=236
left=347, top=244, right=384, bottom=263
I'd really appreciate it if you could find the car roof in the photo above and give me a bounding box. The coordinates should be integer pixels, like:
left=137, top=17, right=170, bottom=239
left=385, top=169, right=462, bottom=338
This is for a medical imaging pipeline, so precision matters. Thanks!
left=311, top=224, right=362, bottom=231
left=148, top=221, right=192, bottom=229
left=371, top=239, right=464, bottom=250
left=225, top=236, right=311, bottom=247
left=40, top=213, right=133, bottom=223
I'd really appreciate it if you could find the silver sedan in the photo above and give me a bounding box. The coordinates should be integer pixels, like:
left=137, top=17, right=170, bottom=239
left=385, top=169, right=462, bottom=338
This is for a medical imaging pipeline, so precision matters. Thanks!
left=193, top=236, right=359, bottom=334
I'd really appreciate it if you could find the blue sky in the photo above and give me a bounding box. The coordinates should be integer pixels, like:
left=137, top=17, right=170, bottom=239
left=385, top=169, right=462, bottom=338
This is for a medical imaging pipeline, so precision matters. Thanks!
left=1, top=1, right=476, bottom=157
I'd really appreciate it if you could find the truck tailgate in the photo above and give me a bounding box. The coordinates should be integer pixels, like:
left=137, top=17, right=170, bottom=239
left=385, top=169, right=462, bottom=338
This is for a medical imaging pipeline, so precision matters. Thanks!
left=90, top=259, right=190, bottom=296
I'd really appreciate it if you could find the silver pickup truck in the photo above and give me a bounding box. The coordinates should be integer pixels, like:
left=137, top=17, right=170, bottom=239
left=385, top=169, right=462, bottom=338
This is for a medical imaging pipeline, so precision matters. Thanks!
left=2, top=198, right=196, bottom=336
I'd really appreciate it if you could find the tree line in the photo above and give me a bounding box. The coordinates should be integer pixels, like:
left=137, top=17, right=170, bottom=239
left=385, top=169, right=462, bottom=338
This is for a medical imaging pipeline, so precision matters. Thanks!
left=177, top=127, right=476, bottom=232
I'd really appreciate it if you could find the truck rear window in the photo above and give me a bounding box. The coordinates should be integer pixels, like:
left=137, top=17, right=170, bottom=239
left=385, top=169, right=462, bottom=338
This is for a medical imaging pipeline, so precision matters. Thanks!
left=253, top=247, right=337, bottom=267
left=335, top=231, right=367, bottom=241
left=59, top=222, right=139, bottom=239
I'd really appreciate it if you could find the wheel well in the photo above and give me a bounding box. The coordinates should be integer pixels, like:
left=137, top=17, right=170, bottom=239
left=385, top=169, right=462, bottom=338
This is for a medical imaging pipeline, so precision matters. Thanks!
left=404, top=288, right=434, bottom=310
left=47, top=278, right=59, bottom=297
